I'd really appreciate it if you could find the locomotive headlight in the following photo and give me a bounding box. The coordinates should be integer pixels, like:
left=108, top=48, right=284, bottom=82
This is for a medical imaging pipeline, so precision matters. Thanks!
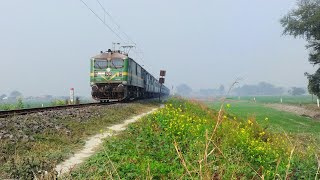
left=94, top=72, right=98, bottom=77
left=119, top=72, right=122, bottom=77
left=105, top=72, right=112, bottom=76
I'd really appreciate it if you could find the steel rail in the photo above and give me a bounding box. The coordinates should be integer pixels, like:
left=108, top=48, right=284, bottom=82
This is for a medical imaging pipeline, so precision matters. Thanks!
left=0, top=102, right=115, bottom=118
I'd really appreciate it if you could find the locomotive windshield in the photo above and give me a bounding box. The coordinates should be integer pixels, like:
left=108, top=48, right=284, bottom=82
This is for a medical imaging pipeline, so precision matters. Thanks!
left=94, top=59, right=108, bottom=69
left=111, top=58, right=124, bottom=68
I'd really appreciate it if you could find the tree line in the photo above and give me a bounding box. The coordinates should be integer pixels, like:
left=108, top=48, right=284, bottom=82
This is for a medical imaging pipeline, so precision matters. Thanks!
left=0, top=91, right=23, bottom=101
left=175, top=82, right=306, bottom=97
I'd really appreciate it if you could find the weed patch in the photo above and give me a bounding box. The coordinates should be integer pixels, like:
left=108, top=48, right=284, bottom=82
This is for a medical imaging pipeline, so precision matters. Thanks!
left=69, top=98, right=318, bottom=179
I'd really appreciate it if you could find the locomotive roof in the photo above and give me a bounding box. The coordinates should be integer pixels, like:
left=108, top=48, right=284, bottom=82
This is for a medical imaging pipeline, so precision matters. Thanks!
left=92, top=51, right=128, bottom=60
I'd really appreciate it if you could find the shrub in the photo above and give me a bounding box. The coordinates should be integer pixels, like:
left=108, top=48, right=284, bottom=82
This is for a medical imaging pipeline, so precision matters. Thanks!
left=51, top=100, right=66, bottom=106
left=16, top=98, right=24, bottom=109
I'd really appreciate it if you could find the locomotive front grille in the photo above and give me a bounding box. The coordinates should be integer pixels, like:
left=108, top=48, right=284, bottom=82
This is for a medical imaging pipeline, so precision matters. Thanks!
left=91, top=83, right=127, bottom=101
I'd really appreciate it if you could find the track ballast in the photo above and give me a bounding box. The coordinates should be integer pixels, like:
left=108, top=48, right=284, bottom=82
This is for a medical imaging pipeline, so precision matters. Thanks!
left=0, top=102, right=116, bottom=118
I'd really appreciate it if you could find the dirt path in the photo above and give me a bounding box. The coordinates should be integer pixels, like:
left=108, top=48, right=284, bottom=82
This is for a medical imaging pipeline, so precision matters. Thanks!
left=266, top=104, right=320, bottom=119
left=55, top=107, right=159, bottom=176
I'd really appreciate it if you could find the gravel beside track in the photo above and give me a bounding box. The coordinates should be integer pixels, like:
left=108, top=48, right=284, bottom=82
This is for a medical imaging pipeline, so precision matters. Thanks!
left=0, top=103, right=105, bottom=118
left=0, top=103, right=123, bottom=142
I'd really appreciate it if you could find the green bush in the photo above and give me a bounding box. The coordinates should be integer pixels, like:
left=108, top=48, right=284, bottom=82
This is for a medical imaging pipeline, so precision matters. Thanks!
left=0, top=104, right=16, bottom=110
left=16, top=98, right=24, bottom=109
left=51, top=99, right=66, bottom=106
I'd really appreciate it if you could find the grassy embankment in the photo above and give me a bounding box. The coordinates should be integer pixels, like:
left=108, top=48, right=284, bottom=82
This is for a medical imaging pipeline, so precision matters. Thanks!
left=67, top=98, right=319, bottom=179
left=0, top=103, right=156, bottom=179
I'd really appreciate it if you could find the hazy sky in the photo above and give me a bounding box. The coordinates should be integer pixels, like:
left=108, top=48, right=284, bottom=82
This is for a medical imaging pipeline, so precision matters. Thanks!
left=0, top=0, right=315, bottom=96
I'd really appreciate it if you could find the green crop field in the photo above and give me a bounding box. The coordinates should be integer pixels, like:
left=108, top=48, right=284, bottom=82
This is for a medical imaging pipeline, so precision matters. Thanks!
left=208, top=101, right=320, bottom=136
left=227, top=95, right=315, bottom=104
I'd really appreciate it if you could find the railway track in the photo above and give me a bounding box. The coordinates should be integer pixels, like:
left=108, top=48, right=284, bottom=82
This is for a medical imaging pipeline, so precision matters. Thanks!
left=0, top=102, right=115, bottom=118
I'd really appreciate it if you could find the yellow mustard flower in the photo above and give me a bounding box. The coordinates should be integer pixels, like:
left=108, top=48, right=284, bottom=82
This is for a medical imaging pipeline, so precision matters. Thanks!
left=259, top=131, right=265, bottom=136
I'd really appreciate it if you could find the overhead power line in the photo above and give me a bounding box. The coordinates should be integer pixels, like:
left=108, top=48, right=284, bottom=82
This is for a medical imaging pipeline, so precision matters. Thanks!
left=95, top=0, right=146, bottom=57
left=95, top=0, right=134, bottom=44
left=79, top=0, right=157, bottom=76
left=79, top=0, right=125, bottom=43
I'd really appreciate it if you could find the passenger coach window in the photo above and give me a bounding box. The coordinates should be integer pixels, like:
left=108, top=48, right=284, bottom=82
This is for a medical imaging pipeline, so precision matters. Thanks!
left=111, top=59, right=124, bottom=68
left=94, top=60, right=107, bottom=69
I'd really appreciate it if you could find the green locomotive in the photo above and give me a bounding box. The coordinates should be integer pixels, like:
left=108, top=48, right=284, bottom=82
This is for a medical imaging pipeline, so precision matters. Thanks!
left=90, top=49, right=169, bottom=102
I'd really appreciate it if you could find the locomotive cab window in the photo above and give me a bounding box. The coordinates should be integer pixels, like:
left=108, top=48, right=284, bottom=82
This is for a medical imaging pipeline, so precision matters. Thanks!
left=94, top=59, right=108, bottom=69
left=111, top=58, right=124, bottom=68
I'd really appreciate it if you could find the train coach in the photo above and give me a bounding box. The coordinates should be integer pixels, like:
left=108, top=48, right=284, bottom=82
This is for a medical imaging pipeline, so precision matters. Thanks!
left=90, top=49, right=170, bottom=102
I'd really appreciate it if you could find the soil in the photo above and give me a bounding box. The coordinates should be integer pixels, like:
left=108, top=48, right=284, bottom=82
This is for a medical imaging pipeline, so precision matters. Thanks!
left=266, top=103, right=320, bottom=120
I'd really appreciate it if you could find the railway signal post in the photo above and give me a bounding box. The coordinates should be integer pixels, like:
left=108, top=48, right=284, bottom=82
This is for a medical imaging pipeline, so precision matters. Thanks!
left=159, top=70, right=166, bottom=103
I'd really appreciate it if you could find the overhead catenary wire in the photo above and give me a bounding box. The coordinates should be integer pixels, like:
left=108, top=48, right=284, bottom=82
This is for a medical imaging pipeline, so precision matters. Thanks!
left=80, top=0, right=158, bottom=76
left=95, top=0, right=147, bottom=67
left=95, top=0, right=135, bottom=45
left=79, top=0, right=125, bottom=43
left=91, top=0, right=147, bottom=59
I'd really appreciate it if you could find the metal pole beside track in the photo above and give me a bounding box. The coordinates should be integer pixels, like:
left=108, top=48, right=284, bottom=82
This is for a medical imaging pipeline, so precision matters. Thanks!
left=159, top=84, right=162, bottom=103
left=159, top=70, right=166, bottom=103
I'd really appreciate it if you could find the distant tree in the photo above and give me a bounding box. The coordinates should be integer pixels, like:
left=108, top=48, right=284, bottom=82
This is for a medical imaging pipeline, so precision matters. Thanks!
left=257, top=82, right=284, bottom=95
left=281, top=0, right=320, bottom=98
left=44, top=95, right=53, bottom=99
left=199, top=89, right=219, bottom=96
left=0, top=94, right=6, bottom=100
left=176, top=84, right=192, bottom=97
left=9, top=91, right=22, bottom=99
left=219, top=85, right=225, bottom=95
left=16, top=98, right=24, bottom=109
left=306, top=68, right=320, bottom=98
left=52, top=99, right=66, bottom=106
left=290, top=87, right=306, bottom=96
left=233, top=82, right=283, bottom=96
left=307, top=77, right=315, bottom=101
